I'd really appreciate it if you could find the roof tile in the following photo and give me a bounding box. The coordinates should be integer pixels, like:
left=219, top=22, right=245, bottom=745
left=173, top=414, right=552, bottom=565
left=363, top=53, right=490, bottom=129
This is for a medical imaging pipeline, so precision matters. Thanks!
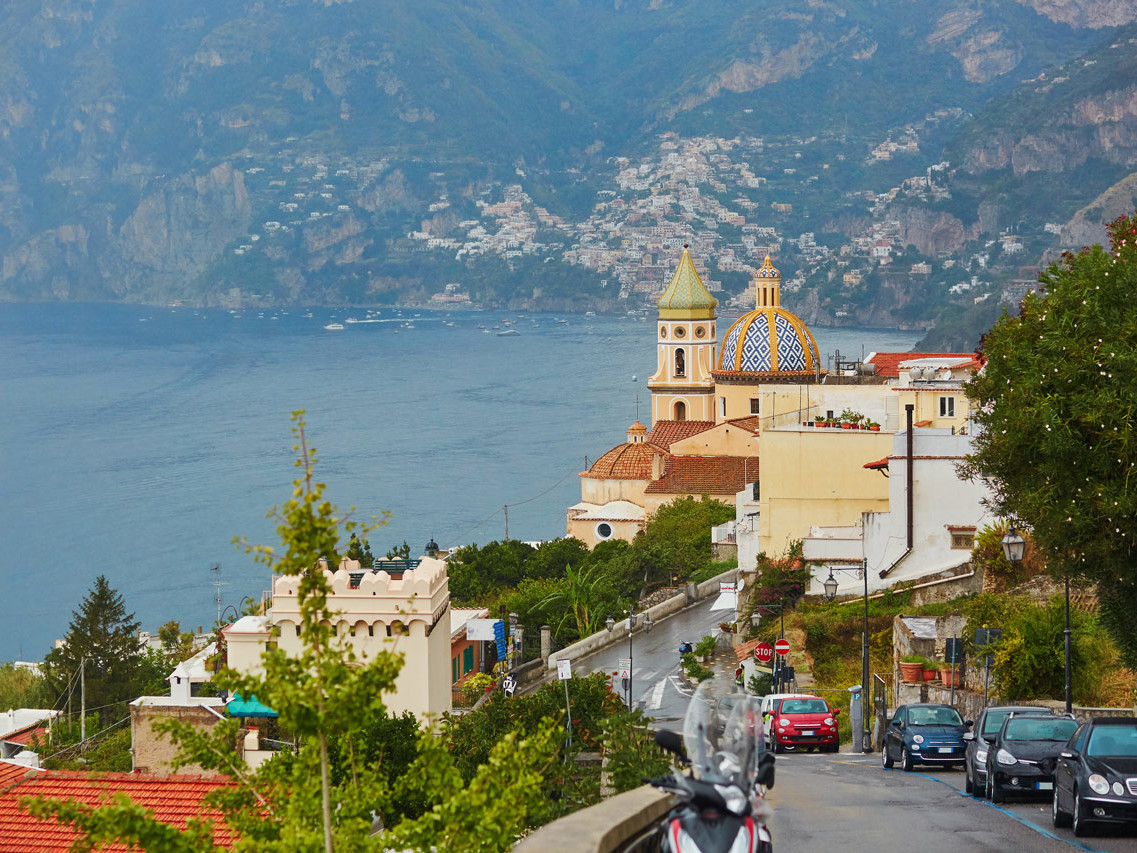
left=644, top=455, right=759, bottom=495
left=865, top=351, right=983, bottom=379
left=646, top=420, right=715, bottom=452
left=0, top=771, right=234, bottom=851
left=583, top=442, right=655, bottom=480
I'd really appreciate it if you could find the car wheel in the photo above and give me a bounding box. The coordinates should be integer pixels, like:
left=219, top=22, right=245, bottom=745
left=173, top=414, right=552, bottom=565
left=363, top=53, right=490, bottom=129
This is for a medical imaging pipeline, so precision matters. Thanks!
left=1052, top=785, right=1071, bottom=828
left=773, top=739, right=784, bottom=755
left=1072, top=787, right=1091, bottom=837
left=964, top=764, right=973, bottom=793
left=824, top=742, right=839, bottom=754
left=989, top=773, right=1004, bottom=804
left=901, top=746, right=914, bottom=772
left=882, top=744, right=894, bottom=769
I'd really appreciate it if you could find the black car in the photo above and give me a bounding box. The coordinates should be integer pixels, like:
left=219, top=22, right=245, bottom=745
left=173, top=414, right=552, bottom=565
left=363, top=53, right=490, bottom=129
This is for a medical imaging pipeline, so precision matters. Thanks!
left=964, top=705, right=1055, bottom=799
left=882, top=703, right=972, bottom=771
left=984, top=713, right=1078, bottom=802
left=1053, top=716, right=1137, bottom=837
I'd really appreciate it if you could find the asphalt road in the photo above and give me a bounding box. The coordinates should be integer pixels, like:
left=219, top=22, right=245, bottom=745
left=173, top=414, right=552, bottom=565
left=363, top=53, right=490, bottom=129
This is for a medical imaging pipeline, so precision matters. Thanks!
left=768, top=750, right=1137, bottom=853
left=571, top=595, right=730, bottom=727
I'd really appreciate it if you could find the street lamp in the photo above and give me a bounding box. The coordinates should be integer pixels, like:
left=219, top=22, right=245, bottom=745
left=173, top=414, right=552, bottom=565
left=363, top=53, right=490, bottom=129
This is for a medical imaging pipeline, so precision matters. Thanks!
left=607, top=609, right=652, bottom=708
left=823, top=561, right=871, bottom=754
left=1002, top=525, right=1071, bottom=714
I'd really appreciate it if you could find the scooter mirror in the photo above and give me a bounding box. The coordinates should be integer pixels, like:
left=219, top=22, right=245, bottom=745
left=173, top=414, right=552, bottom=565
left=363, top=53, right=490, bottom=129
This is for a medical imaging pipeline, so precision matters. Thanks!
left=654, top=728, right=687, bottom=759
left=756, top=753, right=775, bottom=789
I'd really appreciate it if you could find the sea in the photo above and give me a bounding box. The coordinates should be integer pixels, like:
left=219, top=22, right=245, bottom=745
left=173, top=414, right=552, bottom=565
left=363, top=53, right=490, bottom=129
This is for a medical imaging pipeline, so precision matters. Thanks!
left=0, top=302, right=920, bottom=660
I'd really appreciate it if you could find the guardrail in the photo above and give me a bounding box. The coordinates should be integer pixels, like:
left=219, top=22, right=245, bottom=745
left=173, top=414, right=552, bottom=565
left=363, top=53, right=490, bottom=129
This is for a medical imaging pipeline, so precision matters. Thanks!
left=513, top=785, right=672, bottom=853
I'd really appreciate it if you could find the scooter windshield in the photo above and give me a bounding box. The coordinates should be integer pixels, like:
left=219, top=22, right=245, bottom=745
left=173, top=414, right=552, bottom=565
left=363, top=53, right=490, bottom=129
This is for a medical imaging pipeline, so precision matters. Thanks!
left=682, top=680, right=764, bottom=788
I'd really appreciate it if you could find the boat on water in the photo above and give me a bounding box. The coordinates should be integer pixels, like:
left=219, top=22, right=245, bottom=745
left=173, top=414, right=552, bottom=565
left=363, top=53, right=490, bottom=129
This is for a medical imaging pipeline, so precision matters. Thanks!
left=324, top=323, right=345, bottom=330
left=496, top=329, right=520, bottom=337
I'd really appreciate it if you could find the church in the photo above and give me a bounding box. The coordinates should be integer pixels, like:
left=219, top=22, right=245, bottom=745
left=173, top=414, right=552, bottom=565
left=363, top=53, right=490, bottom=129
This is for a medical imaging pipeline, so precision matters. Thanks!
left=566, top=245, right=829, bottom=548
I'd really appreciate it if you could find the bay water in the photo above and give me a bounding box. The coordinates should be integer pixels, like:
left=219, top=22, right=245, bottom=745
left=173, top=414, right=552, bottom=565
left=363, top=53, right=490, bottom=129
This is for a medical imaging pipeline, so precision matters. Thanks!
left=0, top=303, right=919, bottom=659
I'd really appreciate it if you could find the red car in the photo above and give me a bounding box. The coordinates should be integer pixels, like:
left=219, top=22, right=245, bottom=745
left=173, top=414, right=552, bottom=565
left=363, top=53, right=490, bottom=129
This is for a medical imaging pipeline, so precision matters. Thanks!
left=768, top=695, right=841, bottom=753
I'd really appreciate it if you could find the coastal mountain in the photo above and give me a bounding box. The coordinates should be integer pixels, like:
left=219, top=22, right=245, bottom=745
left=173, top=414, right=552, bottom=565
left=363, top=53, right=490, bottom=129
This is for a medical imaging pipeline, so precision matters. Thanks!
left=0, top=0, right=1131, bottom=314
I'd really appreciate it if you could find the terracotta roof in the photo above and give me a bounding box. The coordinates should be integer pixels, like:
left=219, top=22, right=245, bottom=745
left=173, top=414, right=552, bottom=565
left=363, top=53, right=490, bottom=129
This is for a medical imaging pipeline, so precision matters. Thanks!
left=725, top=416, right=763, bottom=432
left=864, top=352, right=982, bottom=379
left=583, top=441, right=655, bottom=480
left=2, top=726, right=47, bottom=748
left=0, top=763, right=36, bottom=792
left=647, top=420, right=715, bottom=452
left=734, top=639, right=762, bottom=662
left=644, top=455, right=759, bottom=495
left=863, top=457, right=889, bottom=470
left=0, top=771, right=234, bottom=851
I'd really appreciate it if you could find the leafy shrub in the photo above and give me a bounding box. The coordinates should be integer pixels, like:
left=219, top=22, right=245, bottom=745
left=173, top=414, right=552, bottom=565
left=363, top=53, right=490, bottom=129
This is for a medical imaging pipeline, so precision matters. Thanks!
left=694, top=635, right=717, bottom=658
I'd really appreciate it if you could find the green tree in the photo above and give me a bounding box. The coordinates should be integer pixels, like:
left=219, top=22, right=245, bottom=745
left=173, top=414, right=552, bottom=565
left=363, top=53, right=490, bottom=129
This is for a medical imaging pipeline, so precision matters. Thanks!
left=446, top=539, right=537, bottom=602
left=158, top=620, right=198, bottom=666
left=537, top=563, right=627, bottom=642
left=384, top=540, right=411, bottom=560
left=0, top=663, right=49, bottom=710
left=631, top=496, right=735, bottom=589
left=43, top=576, right=145, bottom=723
left=345, top=534, right=375, bottom=568
left=962, top=211, right=1137, bottom=667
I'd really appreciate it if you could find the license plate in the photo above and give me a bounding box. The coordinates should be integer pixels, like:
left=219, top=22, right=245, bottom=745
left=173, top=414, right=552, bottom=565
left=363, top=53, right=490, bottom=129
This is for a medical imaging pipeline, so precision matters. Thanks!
left=937, top=748, right=953, bottom=754
left=1037, top=782, right=1053, bottom=790
left=802, top=730, right=814, bottom=736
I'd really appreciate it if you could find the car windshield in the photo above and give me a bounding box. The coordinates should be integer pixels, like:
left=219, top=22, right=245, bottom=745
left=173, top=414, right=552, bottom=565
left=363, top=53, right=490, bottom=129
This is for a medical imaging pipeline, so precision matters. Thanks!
left=779, top=698, right=828, bottom=714
left=909, top=707, right=963, bottom=726
left=982, top=710, right=1012, bottom=737
left=1004, top=718, right=1077, bottom=742
left=1086, top=725, right=1137, bottom=758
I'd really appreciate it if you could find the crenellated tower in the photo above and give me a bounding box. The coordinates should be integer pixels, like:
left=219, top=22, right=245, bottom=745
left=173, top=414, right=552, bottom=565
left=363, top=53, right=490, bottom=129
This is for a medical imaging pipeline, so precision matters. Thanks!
left=648, top=246, right=718, bottom=424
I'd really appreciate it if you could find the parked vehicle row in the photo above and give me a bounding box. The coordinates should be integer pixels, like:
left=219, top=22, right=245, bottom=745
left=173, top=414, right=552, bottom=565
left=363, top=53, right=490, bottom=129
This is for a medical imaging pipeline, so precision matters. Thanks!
left=884, top=702, right=1137, bottom=837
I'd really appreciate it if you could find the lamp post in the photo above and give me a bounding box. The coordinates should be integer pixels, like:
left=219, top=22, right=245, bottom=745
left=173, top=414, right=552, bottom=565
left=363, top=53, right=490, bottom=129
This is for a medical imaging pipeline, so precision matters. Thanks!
left=607, top=610, right=653, bottom=708
left=823, top=559, right=871, bottom=753
left=1001, top=526, right=1071, bottom=714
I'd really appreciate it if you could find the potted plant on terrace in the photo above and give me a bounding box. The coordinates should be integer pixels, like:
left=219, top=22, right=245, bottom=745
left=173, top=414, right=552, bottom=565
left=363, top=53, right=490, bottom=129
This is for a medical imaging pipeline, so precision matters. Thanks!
left=922, top=658, right=939, bottom=682
left=900, top=655, right=924, bottom=683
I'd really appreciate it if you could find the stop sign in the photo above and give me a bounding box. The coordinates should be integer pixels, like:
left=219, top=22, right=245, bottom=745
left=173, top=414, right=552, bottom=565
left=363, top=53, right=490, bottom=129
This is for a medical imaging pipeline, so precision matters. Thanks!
left=753, top=642, right=774, bottom=663
left=774, top=638, right=791, bottom=657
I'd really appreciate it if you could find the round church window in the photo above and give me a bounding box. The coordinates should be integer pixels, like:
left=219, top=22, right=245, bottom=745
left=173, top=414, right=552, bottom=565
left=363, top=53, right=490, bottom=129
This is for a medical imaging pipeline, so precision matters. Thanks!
left=695, top=326, right=706, bottom=338
left=596, top=522, right=613, bottom=540
left=659, top=326, right=667, bottom=339
left=674, top=326, right=686, bottom=338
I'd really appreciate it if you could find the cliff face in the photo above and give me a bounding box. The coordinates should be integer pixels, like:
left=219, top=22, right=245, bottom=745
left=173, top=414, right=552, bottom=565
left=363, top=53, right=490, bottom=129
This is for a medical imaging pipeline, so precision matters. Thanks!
left=1015, top=0, right=1136, bottom=28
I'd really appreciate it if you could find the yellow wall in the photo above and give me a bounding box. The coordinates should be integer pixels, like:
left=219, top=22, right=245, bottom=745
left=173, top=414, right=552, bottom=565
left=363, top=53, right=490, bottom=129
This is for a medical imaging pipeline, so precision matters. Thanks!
left=567, top=515, right=643, bottom=548
left=758, top=428, right=892, bottom=557
left=579, top=476, right=649, bottom=506
left=896, top=387, right=971, bottom=432
left=669, top=421, right=760, bottom=457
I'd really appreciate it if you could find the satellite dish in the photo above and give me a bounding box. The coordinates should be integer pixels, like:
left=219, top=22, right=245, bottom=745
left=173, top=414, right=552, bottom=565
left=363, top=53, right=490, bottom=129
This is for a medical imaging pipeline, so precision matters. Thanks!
left=942, top=370, right=953, bottom=381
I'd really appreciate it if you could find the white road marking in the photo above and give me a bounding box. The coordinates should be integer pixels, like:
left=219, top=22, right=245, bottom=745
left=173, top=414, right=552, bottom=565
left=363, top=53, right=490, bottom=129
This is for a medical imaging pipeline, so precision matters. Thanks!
left=669, top=675, right=693, bottom=697
left=649, top=678, right=666, bottom=710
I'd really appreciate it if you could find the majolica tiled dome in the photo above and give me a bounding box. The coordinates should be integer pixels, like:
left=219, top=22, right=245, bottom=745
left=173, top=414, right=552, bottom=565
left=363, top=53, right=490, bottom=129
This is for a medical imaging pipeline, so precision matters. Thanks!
left=714, top=256, right=820, bottom=378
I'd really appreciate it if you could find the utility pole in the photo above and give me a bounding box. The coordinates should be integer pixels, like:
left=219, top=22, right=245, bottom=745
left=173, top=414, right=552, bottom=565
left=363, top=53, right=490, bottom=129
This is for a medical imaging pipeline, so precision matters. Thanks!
left=80, top=657, right=86, bottom=745
left=504, top=505, right=509, bottom=541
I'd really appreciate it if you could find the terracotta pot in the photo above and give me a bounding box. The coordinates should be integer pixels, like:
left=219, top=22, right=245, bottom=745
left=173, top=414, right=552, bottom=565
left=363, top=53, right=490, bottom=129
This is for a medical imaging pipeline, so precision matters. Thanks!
left=870, top=425, right=881, bottom=431
left=899, top=661, right=923, bottom=683
left=841, top=423, right=852, bottom=429
left=923, top=668, right=937, bottom=682
left=939, top=668, right=960, bottom=687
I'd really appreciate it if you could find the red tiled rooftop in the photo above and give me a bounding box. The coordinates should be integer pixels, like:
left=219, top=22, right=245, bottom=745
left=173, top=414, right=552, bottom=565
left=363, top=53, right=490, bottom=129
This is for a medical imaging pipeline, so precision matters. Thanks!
left=0, top=771, right=234, bottom=851
left=0, top=763, right=36, bottom=793
left=646, top=420, right=715, bottom=452
left=583, top=441, right=655, bottom=480
left=864, top=352, right=983, bottom=379
left=725, top=416, right=763, bottom=432
left=3, top=725, right=48, bottom=747
left=644, top=455, right=759, bottom=495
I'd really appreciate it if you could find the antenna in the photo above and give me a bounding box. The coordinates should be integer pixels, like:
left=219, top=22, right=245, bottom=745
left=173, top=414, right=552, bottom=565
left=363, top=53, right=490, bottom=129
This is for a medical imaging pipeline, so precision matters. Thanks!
left=635, top=393, right=640, bottom=423
left=210, top=564, right=226, bottom=626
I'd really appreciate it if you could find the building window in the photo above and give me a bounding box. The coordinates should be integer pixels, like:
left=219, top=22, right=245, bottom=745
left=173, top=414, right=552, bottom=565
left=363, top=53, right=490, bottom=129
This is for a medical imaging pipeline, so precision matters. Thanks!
left=596, top=522, right=613, bottom=540
left=463, top=645, right=475, bottom=675
left=720, top=396, right=727, bottom=418
left=951, top=532, right=974, bottom=549
left=675, top=348, right=686, bottom=377
left=750, top=398, right=761, bottom=415
left=940, top=396, right=955, bottom=418
left=659, top=326, right=667, bottom=339
left=674, top=400, right=687, bottom=421
left=674, top=325, right=686, bottom=338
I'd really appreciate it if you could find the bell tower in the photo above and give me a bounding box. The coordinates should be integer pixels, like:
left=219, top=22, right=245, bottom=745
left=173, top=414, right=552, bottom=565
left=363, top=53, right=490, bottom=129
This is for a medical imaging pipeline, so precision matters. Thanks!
left=648, top=246, right=717, bottom=424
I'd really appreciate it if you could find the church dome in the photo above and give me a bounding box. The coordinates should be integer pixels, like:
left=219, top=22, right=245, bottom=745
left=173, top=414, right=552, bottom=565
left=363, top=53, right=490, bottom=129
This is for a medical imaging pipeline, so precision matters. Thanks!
left=584, top=424, right=655, bottom=480
left=714, top=257, right=821, bottom=379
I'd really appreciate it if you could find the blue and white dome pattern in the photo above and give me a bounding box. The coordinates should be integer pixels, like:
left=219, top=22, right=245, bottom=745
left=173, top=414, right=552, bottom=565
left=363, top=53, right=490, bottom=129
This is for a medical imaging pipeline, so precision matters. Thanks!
left=716, top=308, right=819, bottom=375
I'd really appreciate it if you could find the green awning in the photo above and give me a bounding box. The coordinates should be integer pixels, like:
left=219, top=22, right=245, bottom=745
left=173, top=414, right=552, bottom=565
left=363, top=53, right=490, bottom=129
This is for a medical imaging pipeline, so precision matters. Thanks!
left=226, top=693, right=277, bottom=718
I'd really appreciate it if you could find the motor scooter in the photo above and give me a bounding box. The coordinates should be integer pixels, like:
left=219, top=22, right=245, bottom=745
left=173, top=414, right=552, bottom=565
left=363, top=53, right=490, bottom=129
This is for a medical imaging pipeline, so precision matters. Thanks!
left=648, top=681, right=774, bottom=852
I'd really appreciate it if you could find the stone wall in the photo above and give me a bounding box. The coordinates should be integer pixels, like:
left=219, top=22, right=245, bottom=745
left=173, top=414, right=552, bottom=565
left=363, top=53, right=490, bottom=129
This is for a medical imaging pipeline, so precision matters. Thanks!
left=130, top=702, right=226, bottom=775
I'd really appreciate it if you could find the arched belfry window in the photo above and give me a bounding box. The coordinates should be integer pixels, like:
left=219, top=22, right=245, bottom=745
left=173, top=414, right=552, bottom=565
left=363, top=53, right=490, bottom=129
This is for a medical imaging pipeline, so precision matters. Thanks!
left=674, top=401, right=687, bottom=421
left=675, top=348, right=686, bottom=377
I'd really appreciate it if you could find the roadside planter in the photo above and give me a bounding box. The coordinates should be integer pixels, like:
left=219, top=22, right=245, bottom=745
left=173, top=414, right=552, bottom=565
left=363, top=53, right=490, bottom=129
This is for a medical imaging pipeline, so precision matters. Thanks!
left=938, top=666, right=961, bottom=687
left=900, top=658, right=924, bottom=683
left=923, top=660, right=939, bottom=682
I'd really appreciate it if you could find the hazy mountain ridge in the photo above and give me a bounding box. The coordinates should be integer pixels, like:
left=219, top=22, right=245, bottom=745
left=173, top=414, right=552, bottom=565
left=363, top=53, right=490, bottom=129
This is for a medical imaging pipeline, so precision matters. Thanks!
left=0, top=0, right=1128, bottom=313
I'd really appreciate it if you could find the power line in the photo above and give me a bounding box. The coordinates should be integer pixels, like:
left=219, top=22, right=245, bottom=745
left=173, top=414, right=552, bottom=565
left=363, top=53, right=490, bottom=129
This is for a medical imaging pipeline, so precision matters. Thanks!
left=444, top=465, right=579, bottom=548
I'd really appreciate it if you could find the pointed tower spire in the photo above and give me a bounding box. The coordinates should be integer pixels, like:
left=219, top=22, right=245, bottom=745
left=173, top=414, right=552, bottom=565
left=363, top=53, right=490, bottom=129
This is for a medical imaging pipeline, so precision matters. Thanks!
left=657, top=245, right=717, bottom=319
